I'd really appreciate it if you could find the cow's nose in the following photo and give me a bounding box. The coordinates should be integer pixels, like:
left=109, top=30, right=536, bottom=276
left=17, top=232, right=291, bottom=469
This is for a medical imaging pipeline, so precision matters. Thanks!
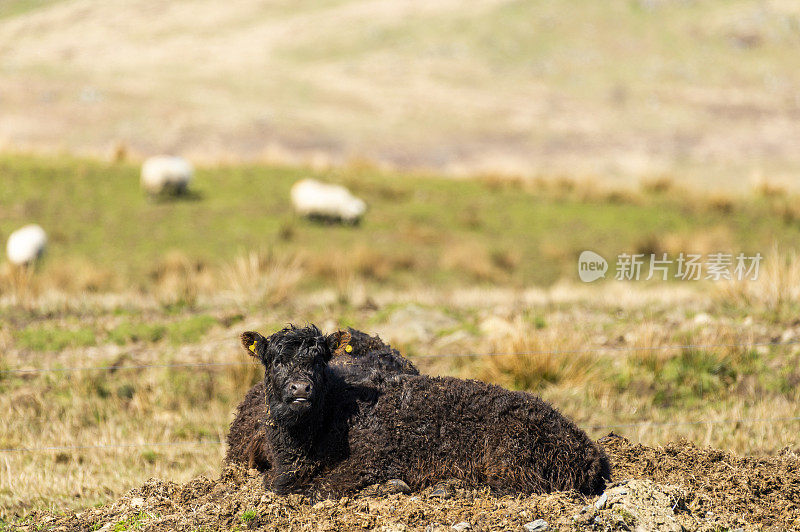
left=288, top=381, right=312, bottom=398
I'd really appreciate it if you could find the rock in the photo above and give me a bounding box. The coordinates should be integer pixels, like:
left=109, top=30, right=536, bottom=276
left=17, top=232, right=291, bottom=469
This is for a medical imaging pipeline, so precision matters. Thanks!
left=429, top=485, right=449, bottom=498
left=522, top=519, right=548, bottom=531
left=693, top=313, right=712, bottom=324
left=379, top=524, right=407, bottom=532
left=452, top=522, right=471, bottom=531
left=434, top=329, right=472, bottom=349
left=384, top=479, right=412, bottom=495
left=478, top=315, right=516, bottom=339
left=594, top=491, right=609, bottom=510
left=361, top=479, right=413, bottom=497
left=130, top=497, right=144, bottom=508
left=605, top=484, right=629, bottom=503
left=197, top=503, right=220, bottom=515
left=313, top=500, right=336, bottom=510
left=595, top=480, right=683, bottom=532
left=378, top=305, right=458, bottom=344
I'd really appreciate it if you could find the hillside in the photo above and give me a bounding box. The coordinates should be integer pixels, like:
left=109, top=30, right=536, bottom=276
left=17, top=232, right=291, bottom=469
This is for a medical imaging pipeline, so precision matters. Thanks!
left=1, top=0, right=800, bottom=187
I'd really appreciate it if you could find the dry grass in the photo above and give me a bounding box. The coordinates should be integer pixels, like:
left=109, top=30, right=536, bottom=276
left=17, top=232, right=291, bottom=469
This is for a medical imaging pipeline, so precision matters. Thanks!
left=0, top=263, right=39, bottom=307
left=639, top=175, right=675, bottom=195
left=222, top=250, right=305, bottom=308
left=477, top=316, right=600, bottom=391
left=148, top=251, right=214, bottom=308
left=753, top=178, right=788, bottom=198
left=656, top=226, right=735, bottom=257
left=706, top=193, right=737, bottom=214
left=716, top=246, right=800, bottom=321
left=44, top=256, right=116, bottom=294
left=439, top=242, right=497, bottom=283
left=475, top=173, right=526, bottom=192
left=306, top=245, right=417, bottom=286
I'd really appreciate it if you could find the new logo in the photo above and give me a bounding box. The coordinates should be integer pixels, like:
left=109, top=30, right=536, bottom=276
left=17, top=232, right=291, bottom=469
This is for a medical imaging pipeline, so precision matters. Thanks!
left=578, top=251, right=608, bottom=282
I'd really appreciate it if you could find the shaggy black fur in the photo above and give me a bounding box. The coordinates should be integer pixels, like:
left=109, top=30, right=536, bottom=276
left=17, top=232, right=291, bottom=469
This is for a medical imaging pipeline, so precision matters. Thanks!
left=227, top=325, right=611, bottom=497
left=225, top=327, right=418, bottom=470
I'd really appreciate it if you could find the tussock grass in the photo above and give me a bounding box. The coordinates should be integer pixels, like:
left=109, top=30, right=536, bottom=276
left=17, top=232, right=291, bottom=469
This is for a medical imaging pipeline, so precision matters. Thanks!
left=477, top=316, right=600, bottom=391
left=222, top=250, right=304, bottom=308
left=716, top=247, right=800, bottom=322
left=639, top=176, right=675, bottom=195
left=753, top=179, right=788, bottom=199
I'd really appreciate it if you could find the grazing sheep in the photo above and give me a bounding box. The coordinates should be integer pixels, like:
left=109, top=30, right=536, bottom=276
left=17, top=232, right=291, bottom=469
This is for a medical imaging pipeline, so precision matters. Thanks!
left=140, top=155, right=193, bottom=196
left=6, top=224, right=47, bottom=266
left=227, top=325, right=610, bottom=498
left=290, top=179, right=366, bottom=224
left=226, top=327, right=418, bottom=471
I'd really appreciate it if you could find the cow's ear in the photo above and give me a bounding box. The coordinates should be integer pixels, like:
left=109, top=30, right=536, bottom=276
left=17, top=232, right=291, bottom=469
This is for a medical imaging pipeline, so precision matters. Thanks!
left=241, top=331, right=269, bottom=365
left=326, top=330, right=352, bottom=361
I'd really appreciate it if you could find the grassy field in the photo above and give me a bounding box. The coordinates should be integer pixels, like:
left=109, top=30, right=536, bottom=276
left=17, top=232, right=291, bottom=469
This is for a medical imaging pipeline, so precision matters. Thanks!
left=2, top=154, right=800, bottom=295
left=1, top=0, right=800, bottom=186
left=1, top=155, right=800, bottom=518
left=3, top=0, right=800, bottom=526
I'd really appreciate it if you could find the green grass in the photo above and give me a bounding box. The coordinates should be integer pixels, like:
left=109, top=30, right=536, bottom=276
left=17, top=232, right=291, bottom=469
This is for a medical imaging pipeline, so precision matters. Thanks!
left=609, top=344, right=798, bottom=411
left=164, top=315, right=218, bottom=345
left=107, top=315, right=217, bottom=346
left=15, top=324, right=96, bottom=351
left=614, top=507, right=637, bottom=528
left=652, top=349, right=740, bottom=407
left=1, top=154, right=799, bottom=292
left=108, top=321, right=167, bottom=345
left=240, top=509, right=257, bottom=523
left=10, top=314, right=220, bottom=351
left=111, top=511, right=149, bottom=531
left=140, top=449, right=159, bottom=465
left=0, top=0, right=64, bottom=19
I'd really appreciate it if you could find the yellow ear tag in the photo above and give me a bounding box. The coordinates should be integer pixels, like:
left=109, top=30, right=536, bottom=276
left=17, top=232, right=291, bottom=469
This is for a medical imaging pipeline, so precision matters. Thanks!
left=344, top=344, right=352, bottom=353
left=249, top=341, right=258, bottom=353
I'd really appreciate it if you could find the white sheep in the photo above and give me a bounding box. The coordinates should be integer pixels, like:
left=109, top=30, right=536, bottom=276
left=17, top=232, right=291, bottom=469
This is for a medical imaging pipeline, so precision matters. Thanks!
left=290, top=179, right=366, bottom=224
left=140, top=155, right=194, bottom=196
left=6, top=224, right=47, bottom=266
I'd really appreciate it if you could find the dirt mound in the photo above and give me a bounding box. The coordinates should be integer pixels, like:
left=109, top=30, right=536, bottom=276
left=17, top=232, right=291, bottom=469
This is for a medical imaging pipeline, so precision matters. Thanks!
left=19, top=435, right=800, bottom=531
left=603, top=434, right=800, bottom=530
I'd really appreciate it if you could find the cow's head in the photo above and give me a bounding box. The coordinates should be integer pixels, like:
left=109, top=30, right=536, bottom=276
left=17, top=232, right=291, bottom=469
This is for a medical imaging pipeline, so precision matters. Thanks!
left=241, top=325, right=349, bottom=427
